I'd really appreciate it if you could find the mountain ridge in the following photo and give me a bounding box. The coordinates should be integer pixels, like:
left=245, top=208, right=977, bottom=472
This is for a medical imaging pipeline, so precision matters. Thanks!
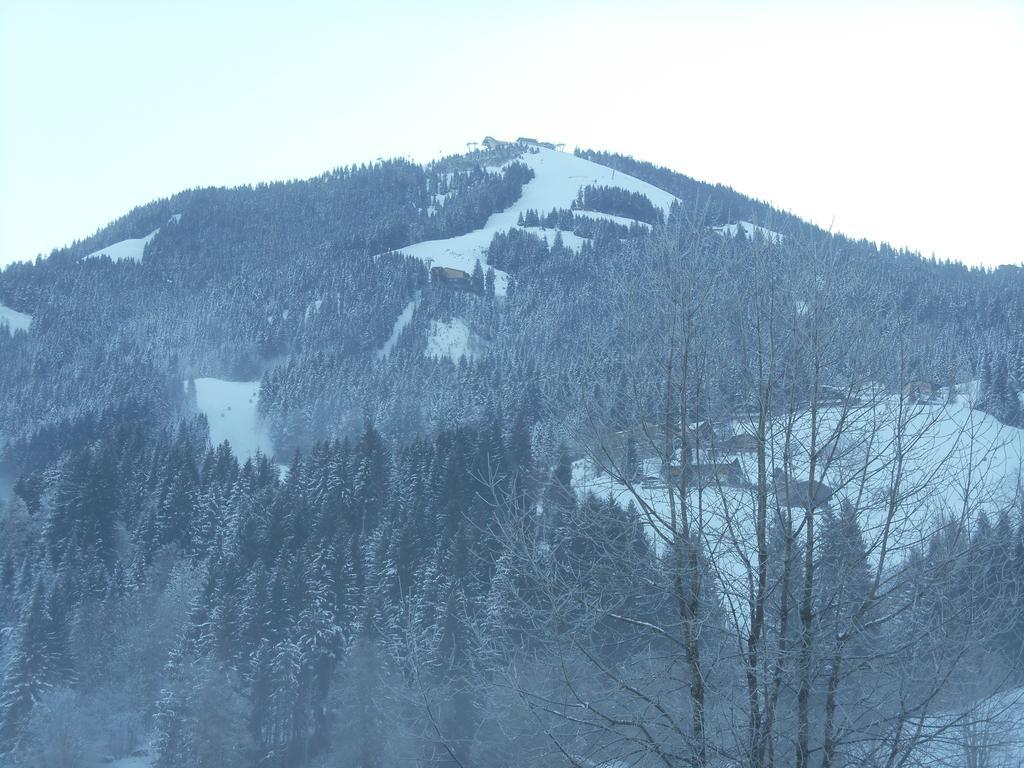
left=2, top=140, right=1022, bottom=468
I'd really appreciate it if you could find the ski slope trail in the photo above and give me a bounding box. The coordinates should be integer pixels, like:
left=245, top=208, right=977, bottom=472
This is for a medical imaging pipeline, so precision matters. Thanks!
left=386, top=146, right=680, bottom=296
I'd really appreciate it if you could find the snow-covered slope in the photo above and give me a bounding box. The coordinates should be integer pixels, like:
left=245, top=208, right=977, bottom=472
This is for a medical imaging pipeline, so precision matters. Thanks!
left=83, top=214, right=181, bottom=263
left=385, top=147, right=680, bottom=297
left=84, top=228, right=160, bottom=263
left=0, top=303, right=31, bottom=332
left=575, top=393, right=1024, bottom=558
left=192, top=378, right=273, bottom=460
left=511, top=147, right=677, bottom=217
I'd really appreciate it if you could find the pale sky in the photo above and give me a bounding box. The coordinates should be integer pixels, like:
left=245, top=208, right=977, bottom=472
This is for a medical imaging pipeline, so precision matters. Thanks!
left=1, top=0, right=1021, bottom=267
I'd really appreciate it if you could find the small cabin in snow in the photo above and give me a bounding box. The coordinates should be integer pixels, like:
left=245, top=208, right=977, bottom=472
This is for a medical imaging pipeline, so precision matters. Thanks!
left=773, top=469, right=833, bottom=511
left=431, top=266, right=474, bottom=291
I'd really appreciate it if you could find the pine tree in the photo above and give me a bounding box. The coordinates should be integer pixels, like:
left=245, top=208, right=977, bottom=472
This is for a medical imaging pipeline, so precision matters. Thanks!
left=248, top=641, right=274, bottom=755
left=354, top=423, right=389, bottom=536
left=542, top=445, right=575, bottom=544
left=816, top=500, right=873, bottom=635
left=435, top=583, right=477, bottom=767
left=0, top=581, right=59, bottom=750
left=296, top=574, right=342, bottom=757
left=153, top=675, right=194, bottom=768
left=507, top=406, right=534, bottom=513
left=625, top=435, right=642, bottom=483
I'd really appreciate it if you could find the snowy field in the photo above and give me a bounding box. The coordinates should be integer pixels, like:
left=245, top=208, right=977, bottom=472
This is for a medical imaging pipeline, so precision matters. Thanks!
left=574, top=393, right=1024, bottom=562
left=192, top=378, right=273, bottom=460
left=0, top=302, right=32, bottom=332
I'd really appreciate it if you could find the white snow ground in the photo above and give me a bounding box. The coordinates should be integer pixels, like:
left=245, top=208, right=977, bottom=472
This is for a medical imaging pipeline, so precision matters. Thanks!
left=192, top=378, right=273, bottom=460
left=384, top=147, right=680, bottom=296
left=572, top=391, right=1024, bottom=638
left=574, top=392, right=1024, bottom=564
left=0, top=303, right=31, bottom=332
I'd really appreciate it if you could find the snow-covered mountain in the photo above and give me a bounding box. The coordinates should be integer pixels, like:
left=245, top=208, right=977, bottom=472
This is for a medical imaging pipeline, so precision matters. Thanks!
left=1, top=137, right=1023, bottom=768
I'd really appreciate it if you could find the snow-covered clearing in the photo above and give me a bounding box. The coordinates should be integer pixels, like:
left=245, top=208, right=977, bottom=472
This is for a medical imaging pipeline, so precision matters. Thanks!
left=378, top=291, right=421, bottom=358
left=714, top=221, right=783, bottom=243
left=383, top=147, right=679, bottom=296
left=0, top=303, right=31, bottom=332
left=84, top=214, right=181, bottom=263
left=192, top=378, right=273, bottom=460
left=426, top=318, right=483, bottom=362
left=84, top=228, right=160, bottom=263
left=775, top=394, right=1024, bottom=533
left=573, top=394, right=1024, bottom=569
